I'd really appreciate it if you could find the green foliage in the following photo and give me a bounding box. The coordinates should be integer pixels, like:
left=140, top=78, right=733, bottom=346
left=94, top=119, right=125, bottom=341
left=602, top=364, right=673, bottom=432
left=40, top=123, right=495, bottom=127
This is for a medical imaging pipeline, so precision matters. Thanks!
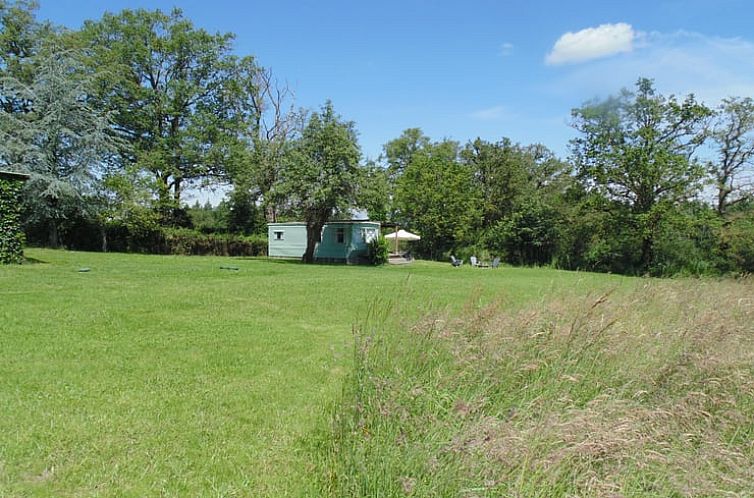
left=226, top=65, right=303, bottom=225
left=102, top=210, right=266, bottom=256
left=0, top=176, right=25, bottom=263
left=382, top=127, right=430, bottom=177
left=709, top=97, right=754, bottom=214
left=721, top=211, right=754, bottom=273
left=0, top=0, right=48, bottom=111
left=485, top=200, right=562, bottom=266
left=79, top=8, right=250, bottom=208
left=226, top=188, right=265, bottom=235
left=572, top=78, right=711, bottom=213
left=0, top=46, right=119, bottom=247
left=282, top=101, right=362, bottom=263
left=646, top=203, right=724, bottom=276
left=103, top=205, right=162, bottom=252
left=571, top=78, right=712, bottom=271
left=188, top=201, right=228, bottom=234
left=463, top=138, right=572, bottom=228
left=366, top=235, right=389, bottom=266
left=355, top=161, right=390, bottom=221
left=394, top=141, right=481, bottom=258
left=557, top=195, right=643, bottom=274
left=160, top=228, right=267, bottom=256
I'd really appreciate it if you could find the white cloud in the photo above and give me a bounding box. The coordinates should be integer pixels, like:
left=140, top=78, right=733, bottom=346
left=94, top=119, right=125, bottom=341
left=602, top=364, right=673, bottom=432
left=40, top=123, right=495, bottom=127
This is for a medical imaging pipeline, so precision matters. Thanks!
left=546, top=23, right=635, bottom=65
left=470, top=105, right=509, bottom=120
left=546, top=31, right=754, bottom=106
left=500, top=42, right=514, bottom=57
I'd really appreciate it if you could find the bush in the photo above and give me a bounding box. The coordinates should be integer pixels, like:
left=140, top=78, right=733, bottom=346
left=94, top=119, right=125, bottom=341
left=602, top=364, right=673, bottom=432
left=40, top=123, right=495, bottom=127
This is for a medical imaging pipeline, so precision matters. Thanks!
left=484, top=200, right=562, bottom=266
left=721, top=212, right=754, bottom=274
left=160, top=228, right=267, bottom=257
left=105, top=222, right=267, bottom=257
left=0, top=177, right=25, bottom=264
left=367, top=235, right=389, bottom=265
left=648, top=207, right=723, bottom=277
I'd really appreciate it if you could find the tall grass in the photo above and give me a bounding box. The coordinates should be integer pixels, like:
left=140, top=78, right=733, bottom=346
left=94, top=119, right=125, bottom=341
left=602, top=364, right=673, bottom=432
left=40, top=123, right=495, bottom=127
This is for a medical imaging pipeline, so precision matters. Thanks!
left=319, top=278, right=754, bottom=496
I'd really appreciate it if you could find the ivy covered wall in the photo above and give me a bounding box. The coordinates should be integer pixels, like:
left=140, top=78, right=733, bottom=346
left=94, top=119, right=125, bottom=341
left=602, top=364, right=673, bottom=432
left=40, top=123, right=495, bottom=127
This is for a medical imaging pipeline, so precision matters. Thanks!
left=0, top=175, right=26, bottom=264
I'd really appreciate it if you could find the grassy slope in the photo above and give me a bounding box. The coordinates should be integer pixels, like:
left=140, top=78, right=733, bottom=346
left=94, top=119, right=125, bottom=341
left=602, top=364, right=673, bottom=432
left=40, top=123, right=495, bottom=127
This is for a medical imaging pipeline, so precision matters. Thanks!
left=322, top=277, right=754, bottom=496
left=0, top=249, right=628, bottom=497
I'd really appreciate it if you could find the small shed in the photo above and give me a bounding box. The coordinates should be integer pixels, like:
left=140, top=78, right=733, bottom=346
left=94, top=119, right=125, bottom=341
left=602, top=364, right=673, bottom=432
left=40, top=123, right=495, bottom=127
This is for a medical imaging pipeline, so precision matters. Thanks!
left=0, top=170, right=30, bottom=264
left=268, top=220, right=380, bottom=264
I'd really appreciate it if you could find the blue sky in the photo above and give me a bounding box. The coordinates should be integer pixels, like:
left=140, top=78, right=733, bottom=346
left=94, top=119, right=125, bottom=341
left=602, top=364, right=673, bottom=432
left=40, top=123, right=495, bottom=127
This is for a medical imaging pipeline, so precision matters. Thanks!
left=39, top=0, right=754, bottom=164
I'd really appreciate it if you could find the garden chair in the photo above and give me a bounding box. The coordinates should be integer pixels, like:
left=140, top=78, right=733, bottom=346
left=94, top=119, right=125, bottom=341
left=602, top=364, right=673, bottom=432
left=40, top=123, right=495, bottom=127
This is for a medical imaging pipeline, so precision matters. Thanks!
left=491, top=256, right=501, bottom=269
left=470, top=255, right=479, bottom=267
left=450, top=255, right=463, bottom=267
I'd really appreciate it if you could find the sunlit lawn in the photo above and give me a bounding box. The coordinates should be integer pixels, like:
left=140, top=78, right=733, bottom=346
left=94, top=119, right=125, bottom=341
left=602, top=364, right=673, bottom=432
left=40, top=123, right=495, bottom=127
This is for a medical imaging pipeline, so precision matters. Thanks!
left=0, top=248, right=631, bottom=497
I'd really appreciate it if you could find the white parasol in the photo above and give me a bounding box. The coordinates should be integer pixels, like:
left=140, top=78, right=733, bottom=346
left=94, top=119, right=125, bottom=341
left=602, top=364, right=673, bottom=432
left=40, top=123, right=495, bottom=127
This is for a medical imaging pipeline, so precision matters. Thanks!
left=384, top=229, right=421, bottom=241
left=384, top=229, right=421, bottom=254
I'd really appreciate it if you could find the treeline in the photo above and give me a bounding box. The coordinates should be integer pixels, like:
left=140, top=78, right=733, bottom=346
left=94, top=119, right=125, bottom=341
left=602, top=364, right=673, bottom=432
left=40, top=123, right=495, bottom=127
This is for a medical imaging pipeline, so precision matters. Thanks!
left=1, top=2, right=753, bottom=274
left=380, top=80, right=754, bottom=276
left=0, top=2, right=375, bottom=261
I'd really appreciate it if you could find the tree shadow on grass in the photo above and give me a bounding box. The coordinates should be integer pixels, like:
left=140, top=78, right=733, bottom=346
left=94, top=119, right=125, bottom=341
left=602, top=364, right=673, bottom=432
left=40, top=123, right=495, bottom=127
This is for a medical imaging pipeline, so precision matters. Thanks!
left=233, top=257, right=302, bottom=265
left=232, top=257, right=372, bottom=268
left=22, top=256, right=48, bottom=265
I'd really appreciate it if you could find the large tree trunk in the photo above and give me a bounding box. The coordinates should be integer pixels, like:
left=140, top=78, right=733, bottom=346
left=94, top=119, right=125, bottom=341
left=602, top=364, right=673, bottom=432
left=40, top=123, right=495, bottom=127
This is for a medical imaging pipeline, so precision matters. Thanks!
left=717, top=183, right=732, bottom=215
left=174, top=177, right=182, bottom=204
left=640, top=235, right=654, bottom=273
left=48, top=221, right=59, bottom=249
left=302, top=221, right=324, bottom=264
left=101, top=226, right=108, bottom=252
left=265, top=204, right=277, bottom=223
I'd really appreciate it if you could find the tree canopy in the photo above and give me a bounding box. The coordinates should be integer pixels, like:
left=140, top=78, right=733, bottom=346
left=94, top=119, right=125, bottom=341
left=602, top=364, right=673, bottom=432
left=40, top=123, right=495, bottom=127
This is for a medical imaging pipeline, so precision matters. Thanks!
left=2, top=5, right=754, bottom=276
left=79, top=8, right=251, bottom=219
left=281, top=101, right=362, bottom=263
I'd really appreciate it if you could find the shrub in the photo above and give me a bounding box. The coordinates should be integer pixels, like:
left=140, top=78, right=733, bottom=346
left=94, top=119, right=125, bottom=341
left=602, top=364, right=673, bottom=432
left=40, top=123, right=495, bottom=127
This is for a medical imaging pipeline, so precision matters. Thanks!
left=0, top=176, right=26, bottom=264
left=160, top=228, right=267, bottom=257
left=367, top=235, right=389, bottom=265
left=484, top=200, right=562, bottom=266
left=721, top=212, right=754, bottom=274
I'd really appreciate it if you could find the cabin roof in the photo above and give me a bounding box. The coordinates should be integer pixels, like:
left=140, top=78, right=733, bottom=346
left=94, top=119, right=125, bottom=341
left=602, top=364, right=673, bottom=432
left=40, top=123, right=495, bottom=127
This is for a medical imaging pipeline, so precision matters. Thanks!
left=0, top=170, right=30, bottom=181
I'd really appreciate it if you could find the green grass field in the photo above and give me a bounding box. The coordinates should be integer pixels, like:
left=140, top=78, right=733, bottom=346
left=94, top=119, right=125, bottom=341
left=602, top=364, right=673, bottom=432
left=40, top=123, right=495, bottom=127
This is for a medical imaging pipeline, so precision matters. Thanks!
left=3, top=249, right=750, bottom=497
left=0, top=249, right=630, bottom=497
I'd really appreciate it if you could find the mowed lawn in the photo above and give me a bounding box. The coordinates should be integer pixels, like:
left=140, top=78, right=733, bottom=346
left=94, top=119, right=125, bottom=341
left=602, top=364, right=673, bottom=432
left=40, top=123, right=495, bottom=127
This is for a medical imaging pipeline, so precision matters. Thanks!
left=0, top=249, right=632, bottom=497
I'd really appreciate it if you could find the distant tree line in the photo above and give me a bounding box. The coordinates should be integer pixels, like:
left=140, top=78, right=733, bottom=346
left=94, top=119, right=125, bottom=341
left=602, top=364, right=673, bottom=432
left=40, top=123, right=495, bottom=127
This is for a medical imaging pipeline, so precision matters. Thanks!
left=381, top=81, right=754, bottom=275
left=1, top=1, right=752, bottom=274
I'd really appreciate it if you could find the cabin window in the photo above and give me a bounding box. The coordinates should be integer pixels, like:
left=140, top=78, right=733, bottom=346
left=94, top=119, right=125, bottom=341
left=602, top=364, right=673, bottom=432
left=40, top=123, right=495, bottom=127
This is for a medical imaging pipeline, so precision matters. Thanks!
left=336, top=227, right=345, bottom=244
left=274, top=230, right=284, bottom=240
left=361, top=228, right=377, bottom=243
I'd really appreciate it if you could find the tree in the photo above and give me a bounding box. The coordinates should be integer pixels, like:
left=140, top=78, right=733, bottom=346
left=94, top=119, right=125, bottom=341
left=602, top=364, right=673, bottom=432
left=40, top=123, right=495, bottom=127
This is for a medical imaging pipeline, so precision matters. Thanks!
left=709, top=97, right=754, bottom=215
left=382, top=127, right=430, bottom=178
left=462, top=138, right=571, bottom=229
left=281, top=101, right=362, bottom=263
left=394, top=140, right=481, bottom=258
left=236, top=64, right=304, bottom=223
left=462, top=138, right=529, bottom=227
left=355, top=160, right=390, bottom=222
left=0, top=46, right=119, bottom=246
left=0, top=0, right=50, bottom=113
left=79, top=9, right=248, bottom=219
left=571, top=78, right=711, bottom=268
left=485, top=199, right=562, bottom=266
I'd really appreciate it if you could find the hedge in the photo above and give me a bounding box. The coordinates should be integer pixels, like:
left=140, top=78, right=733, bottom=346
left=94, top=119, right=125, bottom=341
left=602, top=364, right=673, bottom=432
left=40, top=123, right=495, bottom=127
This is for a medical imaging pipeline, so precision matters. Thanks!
left=0, top=177, right=25, bottom=264
left=158, top=228, right=267, bottom=257
left=102, top=225, right=267, bottom=257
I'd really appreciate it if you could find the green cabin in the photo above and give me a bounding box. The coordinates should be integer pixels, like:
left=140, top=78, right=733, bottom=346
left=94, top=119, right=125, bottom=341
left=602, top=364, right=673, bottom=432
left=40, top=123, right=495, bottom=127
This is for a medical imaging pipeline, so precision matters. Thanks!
left=268, top=220, right=380, bottom=264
